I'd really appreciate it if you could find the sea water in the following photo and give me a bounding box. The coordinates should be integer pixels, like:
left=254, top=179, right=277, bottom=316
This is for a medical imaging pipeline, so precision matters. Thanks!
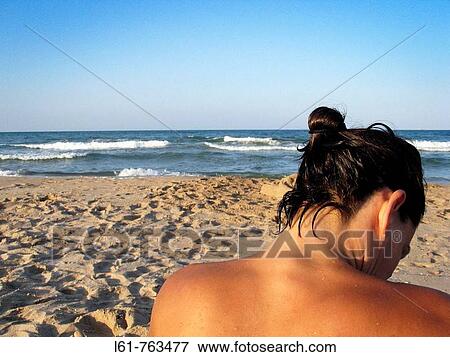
left=0, top=130, right=448, bottom=182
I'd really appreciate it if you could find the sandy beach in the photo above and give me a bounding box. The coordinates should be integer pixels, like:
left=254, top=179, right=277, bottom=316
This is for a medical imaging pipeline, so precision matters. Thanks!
left=0, top=176, right=448, bottom=336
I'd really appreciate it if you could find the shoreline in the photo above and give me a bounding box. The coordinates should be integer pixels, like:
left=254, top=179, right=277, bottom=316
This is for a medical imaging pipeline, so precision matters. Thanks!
left=1, top=173, right=449, bottom=187
left=0, top=176, right=448, bottom=336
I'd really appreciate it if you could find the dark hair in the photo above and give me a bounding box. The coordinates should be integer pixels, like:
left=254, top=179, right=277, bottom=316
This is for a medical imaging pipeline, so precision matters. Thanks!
left=277, top=106, right=425, bottom=234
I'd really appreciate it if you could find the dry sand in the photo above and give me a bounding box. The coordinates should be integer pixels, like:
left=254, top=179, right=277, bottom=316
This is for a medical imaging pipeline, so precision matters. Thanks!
left=0, top=176, right=448, bottom=336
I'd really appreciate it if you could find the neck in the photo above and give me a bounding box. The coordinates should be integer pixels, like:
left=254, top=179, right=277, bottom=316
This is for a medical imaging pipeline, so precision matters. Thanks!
left=269, top=207, right=368, bottom=270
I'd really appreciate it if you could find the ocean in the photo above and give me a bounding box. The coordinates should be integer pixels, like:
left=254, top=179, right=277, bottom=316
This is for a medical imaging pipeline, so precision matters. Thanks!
left=0, top=130, right=449, bottom=182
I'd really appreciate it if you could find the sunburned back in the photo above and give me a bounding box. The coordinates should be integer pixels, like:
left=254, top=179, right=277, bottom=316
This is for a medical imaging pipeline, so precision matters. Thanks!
left=149, top=259, right=450, bottom=336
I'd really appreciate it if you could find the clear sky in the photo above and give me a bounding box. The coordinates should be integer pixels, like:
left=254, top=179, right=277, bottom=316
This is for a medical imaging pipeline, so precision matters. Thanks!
left=1, top=0, right=449, bottom=131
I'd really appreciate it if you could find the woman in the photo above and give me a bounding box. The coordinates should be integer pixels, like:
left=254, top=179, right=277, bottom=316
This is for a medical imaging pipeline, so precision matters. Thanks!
left=149, top=107, right=450, bottom=336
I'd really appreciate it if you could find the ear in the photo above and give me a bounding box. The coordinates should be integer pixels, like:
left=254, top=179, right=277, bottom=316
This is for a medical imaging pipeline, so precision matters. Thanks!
left=377, top=189, right=406, bottom=239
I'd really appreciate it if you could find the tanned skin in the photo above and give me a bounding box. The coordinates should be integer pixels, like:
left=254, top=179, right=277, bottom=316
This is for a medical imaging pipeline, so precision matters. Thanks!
left=149, top=189, right=450, bottom=336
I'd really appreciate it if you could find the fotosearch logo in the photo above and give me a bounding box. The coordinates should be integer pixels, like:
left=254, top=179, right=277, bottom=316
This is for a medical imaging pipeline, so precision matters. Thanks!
left=47, top=223, right=405, bottom=263
left=239, top=229, right=404, bottom=260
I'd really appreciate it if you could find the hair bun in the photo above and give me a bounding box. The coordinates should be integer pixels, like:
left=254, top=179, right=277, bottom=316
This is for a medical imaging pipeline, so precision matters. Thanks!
left=308, top=107, right=346, bottom=134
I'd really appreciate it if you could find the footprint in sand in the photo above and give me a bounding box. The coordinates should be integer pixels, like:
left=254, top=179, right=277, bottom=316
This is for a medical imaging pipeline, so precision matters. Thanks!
left=73, top=308, right=147, bottom=336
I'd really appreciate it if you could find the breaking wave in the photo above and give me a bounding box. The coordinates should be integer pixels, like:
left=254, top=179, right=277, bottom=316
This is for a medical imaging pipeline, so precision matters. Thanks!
left=0, top=152, right=87, bottom=161
left=204, top=142, right=298, bottom=152
left=408, top=140, right=450, bottom=152
left=14, top=140, right=169, bottom=151
left=116, top=167, right=186, bottom=177
left=0, top=169, right=19, bottom=176
left=222, top=136, right=279, bottom=145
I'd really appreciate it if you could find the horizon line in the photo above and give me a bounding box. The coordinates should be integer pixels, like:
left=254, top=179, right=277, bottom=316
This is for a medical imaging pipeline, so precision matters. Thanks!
left=0, top=128, right=448, bottom=134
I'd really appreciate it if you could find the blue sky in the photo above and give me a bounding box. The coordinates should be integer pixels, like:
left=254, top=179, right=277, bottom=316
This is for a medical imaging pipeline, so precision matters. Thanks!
left=1, top=0, right=449, bottom=131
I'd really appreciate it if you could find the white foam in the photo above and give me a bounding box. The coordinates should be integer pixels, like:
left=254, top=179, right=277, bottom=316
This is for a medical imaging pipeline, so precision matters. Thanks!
left=204, top=142, right=298, bottom=152
left=0, top=170, right=18, bottom=176
left=223, top=136, right=279, bottom=145
left=116, top=168, right=183, bottom=177
left=0, top=152, right=87, bottom=161
left=408, top=140, right=450, bottom=152
left=14, top=140, right=169, bottom=151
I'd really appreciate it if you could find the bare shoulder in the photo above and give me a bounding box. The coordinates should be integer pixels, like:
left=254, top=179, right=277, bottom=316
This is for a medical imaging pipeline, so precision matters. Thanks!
left=148, top=262, right=235, bottom=336
left=383, top=281, right=450, bottom=335
left=148, top=260, right=450, bottom=336
left=387, top=281, right=450, bottom=312
left=316, top=278, right=450, bottom=336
